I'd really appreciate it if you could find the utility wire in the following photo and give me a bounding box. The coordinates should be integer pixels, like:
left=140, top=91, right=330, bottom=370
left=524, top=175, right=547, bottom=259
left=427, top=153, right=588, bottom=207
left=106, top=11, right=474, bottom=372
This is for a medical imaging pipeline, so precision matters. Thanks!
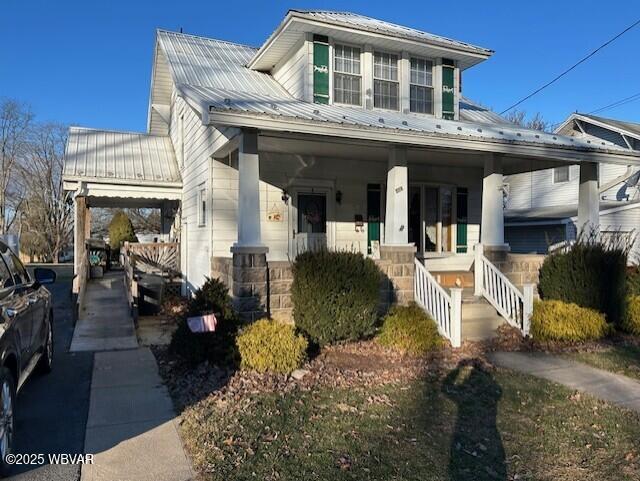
left=589, top=91, right=640, bottom=114
left=500, top=18, right=640, bottom=114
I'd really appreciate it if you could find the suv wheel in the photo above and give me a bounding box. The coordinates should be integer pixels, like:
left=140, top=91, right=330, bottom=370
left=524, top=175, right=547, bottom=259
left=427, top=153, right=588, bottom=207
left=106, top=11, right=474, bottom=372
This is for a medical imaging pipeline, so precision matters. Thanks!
left=0, top=367, right=15, bottom=476
left=38, top=315, right=53, bottom=374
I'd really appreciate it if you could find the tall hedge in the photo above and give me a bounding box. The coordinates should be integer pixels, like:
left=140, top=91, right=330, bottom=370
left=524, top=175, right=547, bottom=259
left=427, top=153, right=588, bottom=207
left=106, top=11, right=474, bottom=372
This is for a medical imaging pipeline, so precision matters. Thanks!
left=538, top=241, right=628, bottom=324
left=291, top=250, right=381, bottom=346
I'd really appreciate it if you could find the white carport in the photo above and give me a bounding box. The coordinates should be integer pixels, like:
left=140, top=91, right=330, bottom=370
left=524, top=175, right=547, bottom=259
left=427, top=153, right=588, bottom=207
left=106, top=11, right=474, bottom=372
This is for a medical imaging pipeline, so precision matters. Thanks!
left=62, top=127, right=182, bottom=316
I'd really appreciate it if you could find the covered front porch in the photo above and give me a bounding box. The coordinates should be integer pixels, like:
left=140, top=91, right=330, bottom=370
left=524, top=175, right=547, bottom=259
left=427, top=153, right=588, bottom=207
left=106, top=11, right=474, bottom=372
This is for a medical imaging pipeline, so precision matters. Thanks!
left=209, top=127, right=613, bottom=330
left=62, top=127, right=182, bottom=319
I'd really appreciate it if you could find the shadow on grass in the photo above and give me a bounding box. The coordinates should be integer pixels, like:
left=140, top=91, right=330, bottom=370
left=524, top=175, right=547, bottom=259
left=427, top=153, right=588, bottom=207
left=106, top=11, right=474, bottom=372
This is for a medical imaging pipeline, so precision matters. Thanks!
left=440, top=359, right=506, bottom=481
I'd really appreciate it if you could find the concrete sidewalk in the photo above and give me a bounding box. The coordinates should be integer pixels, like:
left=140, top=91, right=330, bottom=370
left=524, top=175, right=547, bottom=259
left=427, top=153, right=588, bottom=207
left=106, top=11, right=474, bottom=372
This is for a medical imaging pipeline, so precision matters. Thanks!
left=71, top=272, right=138, bottom=352
left=81, top=348, right=193, bottom=481
left=490, top=351, right=640, bottom=412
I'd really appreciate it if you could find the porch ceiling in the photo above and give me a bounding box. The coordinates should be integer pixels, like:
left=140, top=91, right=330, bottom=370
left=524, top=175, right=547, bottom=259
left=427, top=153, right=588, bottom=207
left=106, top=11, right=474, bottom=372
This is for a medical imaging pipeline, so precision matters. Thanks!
left=255, top=132, right=575, bottom=175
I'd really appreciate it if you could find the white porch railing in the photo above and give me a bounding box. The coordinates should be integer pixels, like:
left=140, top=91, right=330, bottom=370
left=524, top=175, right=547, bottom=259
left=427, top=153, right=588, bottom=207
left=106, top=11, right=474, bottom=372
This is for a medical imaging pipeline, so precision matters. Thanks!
left=414, top=258, right=462, bottom=348
left=474, top=244, right=534, bottom=336
left=548, top=239, right=575, bottom=254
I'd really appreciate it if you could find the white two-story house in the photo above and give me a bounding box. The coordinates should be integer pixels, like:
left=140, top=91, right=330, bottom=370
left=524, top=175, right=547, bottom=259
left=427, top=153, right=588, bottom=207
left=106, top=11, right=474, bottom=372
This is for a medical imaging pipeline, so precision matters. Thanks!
left=63, top=10, right=640, bottom=345
left=505, top=113, right=640, bottom=261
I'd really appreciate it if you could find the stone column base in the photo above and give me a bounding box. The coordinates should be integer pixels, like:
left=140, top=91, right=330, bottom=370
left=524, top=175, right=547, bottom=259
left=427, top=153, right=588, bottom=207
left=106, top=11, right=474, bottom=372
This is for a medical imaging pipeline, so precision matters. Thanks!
left=376, top=244, right=417, bottom=308
left=231, top=246, right=268, bottom=321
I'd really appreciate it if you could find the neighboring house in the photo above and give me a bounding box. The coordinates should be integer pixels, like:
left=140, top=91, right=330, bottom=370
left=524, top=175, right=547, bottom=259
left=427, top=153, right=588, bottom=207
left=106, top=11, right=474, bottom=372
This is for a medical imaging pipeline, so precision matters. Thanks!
left=62, top=10, right=640, bottom=343
left=505, top=113, right=640, bottom=261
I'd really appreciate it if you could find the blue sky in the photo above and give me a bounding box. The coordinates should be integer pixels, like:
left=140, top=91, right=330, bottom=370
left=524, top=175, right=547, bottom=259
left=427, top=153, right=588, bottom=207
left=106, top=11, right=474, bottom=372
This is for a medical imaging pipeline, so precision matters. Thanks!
left=2, top=0, right=639, bottom=131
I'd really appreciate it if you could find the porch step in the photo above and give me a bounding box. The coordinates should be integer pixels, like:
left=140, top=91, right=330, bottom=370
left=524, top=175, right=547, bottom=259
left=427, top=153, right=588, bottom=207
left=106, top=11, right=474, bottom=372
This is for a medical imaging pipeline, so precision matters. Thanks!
left=461, top=297, right=504, bottom=342
left=432, top=271, right=474, bottom=289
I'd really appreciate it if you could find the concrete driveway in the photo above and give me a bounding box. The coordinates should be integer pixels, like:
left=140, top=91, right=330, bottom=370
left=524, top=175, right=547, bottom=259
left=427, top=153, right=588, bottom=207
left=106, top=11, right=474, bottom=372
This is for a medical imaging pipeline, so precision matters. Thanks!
left=7, top=279, right=93, bottom=481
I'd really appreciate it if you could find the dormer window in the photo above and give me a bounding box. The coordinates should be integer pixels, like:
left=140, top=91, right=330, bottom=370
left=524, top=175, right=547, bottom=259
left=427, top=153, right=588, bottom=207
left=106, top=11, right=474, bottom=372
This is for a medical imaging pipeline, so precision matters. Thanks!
left=373, top=52, right=399, bottom=110
left=333, top=44, right=362, bottom=106
left=409, top=57, right=434, bottom=114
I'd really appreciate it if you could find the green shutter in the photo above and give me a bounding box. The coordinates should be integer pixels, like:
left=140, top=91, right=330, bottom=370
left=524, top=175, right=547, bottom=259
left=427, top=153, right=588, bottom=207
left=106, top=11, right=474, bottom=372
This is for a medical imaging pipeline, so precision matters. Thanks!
left=456, top=187, right=468, bottom=253
left=313, top=36, right=329, bottom=104
left=442, top=59, right=455, bottom=120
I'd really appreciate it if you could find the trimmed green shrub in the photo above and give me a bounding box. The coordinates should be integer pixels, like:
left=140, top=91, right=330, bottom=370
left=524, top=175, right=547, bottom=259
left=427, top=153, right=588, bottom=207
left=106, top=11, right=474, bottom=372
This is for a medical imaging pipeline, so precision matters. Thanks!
left=622, top=296, right=640, bottom=335
left=169, top=277, right=240, bottom=366
left=530, top=299, right=610, bottom=341
left=627, top=267, right=640, bottom=296
left=236, top=319, right=308, bottom=374
left=108, top=211, right=138, bottom=253
left=291, top=250, right=381, bottom=346
left=377, top=303, right=444, bottom=354
left=538, top=241, right=628, bottom=324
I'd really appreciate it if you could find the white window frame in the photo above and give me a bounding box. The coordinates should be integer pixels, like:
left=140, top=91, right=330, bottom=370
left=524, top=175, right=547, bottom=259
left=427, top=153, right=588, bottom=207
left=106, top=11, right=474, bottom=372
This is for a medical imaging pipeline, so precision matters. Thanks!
left=373, top=50, right=400, bottom=111
left=332, top=43, right=362, bottom=106
left=553, top=165, right=570, bottom=184
left=409, top=56, right=434, bottom=115
left=197, top=185, right=207, bottom=227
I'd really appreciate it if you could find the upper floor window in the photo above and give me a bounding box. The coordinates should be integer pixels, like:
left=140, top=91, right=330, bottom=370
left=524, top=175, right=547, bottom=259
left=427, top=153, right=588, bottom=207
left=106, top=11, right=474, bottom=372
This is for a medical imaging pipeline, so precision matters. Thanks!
left=373, top=52, right=399, bottom=110
left=410, top=57, right=434, bottom=114
left=333, top=44, right=361, bottom=106
left=553, top=166, right=570, bottom=183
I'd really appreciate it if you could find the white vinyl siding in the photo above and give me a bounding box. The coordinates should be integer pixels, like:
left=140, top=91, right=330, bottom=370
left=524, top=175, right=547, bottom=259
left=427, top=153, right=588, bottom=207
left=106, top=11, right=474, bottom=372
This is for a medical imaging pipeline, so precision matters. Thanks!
left=409, top=57, right=434, bottom=114
left=170, top=92, right=239, bottom=292
left=272, top=39, right=307, bottom=99
left=333, top=44, right=362, bottom=106
left=373, top=52, right=399, bottom=110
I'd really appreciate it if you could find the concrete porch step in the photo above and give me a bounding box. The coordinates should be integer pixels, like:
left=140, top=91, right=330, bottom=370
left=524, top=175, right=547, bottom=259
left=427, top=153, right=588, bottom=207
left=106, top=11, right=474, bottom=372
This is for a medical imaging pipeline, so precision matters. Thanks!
left=461, top=295, right=504, bottom=342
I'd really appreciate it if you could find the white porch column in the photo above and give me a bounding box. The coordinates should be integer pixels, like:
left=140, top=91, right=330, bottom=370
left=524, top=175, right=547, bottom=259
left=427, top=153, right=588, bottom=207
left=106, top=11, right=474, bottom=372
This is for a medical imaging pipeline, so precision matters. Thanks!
left=480, top=154, right=506, bottom=247
left=233, top=129, right=266, bottom=251
left=577, top=161, right=599, bottom=237
left=384, top=146, right=409, bottom=246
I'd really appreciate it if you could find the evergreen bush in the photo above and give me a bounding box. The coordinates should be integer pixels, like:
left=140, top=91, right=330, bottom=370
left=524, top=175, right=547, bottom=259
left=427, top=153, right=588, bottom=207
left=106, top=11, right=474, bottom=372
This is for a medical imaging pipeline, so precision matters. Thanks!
left=108, top=211, right=138, bottom=256
left=530, top=299, right=610, bottom=341
left=377, top=303, right=444, bottom=354
left=622, top=296, right=640, bottom=336
left=169, top=277, right=240, bottom=366
left=538, top=236, right=629, bottom=324
left=291, top=250, right=381, bottom=346
left=236, top=319, right=308, bottom=374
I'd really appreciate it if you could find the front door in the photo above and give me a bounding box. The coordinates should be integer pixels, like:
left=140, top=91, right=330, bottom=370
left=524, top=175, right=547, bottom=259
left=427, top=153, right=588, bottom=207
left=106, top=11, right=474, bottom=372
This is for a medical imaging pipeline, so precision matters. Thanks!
left=408, top=185, right=457, bottom=256
left=292, top=192, right=328, bottom=256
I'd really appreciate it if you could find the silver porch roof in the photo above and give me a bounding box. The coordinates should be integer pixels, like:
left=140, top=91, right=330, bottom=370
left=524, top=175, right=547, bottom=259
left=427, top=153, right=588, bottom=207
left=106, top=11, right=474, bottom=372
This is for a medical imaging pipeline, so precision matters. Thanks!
left=180, top=84, right=630, bottom=153
left=63, top=127, right=181, bottom=186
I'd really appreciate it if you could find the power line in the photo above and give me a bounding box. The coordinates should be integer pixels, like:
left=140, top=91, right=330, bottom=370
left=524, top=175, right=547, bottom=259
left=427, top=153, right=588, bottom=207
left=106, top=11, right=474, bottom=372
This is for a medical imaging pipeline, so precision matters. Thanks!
left=499, top=18, right=640, bottom=114
left=589, top=91, right=640, bottom=114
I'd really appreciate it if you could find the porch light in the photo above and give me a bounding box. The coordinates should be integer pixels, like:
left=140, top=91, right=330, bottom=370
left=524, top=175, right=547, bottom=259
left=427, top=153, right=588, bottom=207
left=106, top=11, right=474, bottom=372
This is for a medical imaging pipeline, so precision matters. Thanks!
left=335, top=190, right=343, bottom=204
left=281, top=190, right=289, bottom=204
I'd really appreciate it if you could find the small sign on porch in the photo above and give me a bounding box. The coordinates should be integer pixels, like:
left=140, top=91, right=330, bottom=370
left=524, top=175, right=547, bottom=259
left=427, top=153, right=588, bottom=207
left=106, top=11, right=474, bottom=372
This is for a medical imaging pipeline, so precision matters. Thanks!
left=267, top=202, right=284, bottom=222
left=187, top=313, right=218, bottom=333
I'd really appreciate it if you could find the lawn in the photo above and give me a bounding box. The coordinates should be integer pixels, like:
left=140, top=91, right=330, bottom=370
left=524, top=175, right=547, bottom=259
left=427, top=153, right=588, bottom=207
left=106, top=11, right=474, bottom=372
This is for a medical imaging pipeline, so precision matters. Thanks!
left=178, top=362, right=640, bottom=481
left=564, top=344, right=640, bottom=381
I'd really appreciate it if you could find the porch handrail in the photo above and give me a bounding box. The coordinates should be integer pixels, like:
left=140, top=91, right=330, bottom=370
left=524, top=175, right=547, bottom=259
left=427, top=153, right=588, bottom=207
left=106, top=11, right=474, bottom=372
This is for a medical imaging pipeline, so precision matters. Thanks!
left=414, top=258, right=462, bottom=348
left=474, top=244, right=534, bottom=335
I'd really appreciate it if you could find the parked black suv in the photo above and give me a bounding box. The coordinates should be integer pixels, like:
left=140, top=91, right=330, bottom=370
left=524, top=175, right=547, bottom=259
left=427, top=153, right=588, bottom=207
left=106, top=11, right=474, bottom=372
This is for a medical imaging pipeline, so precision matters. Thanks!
left=0, top=241, right=56, bottom=471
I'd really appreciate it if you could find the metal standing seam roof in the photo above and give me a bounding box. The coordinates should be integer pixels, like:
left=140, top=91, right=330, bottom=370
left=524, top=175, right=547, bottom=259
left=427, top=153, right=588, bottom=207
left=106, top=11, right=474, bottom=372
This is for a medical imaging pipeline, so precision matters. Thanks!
left=286, top=10, right=494, bottom=56
left=63, top=127, right=181, bottom=185
left=157, top=29, right=290, bottom=99
left=159, top=30, right=628, bottom=153
left=179, top=83, right=631, bottom=152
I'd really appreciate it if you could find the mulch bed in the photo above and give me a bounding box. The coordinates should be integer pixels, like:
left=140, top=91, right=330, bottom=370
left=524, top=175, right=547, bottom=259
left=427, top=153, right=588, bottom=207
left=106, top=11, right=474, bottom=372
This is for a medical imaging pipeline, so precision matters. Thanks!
left=153, top=325, right=640, bottom=414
